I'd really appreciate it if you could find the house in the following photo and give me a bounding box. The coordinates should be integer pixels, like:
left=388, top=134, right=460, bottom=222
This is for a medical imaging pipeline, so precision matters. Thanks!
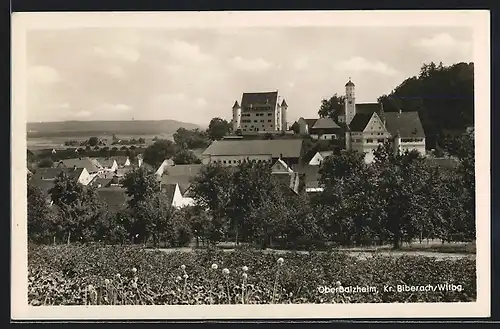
left=291, top=164, right=322, bottom=193
left=309, top=117, right=342, bottom=140
left=340, top=78, right=426, bottom=163
left=96, top=187, right=130, bottom=214
left=31, top=167, right=93, bottom=186
left=160, top=164, right=203, bottom=190
left=162, top=183, right=195, bottom=209
left=56, top=157, right=100, bottom=180
left=94, top=157, right=119, bottom=172
left=308, top=150, right=334, bottom=166
left=155, top=158, right=175, bottom=177
left=232, top=91, right=288, bottom=133
left=201, top=139, right=304, bottom=166
left=270, top=159, right=301, bottom=194
left=89, top=176, right=114, bottom=188
left=297, top=118, right=319, bottom=135
left=115, top=156, right=131, bottom=168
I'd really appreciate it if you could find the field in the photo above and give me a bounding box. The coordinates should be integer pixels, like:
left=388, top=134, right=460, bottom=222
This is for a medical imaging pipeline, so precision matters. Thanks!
left=27, top=134, right=173, bottom=151
left=28, top=244, right=476, bottom=306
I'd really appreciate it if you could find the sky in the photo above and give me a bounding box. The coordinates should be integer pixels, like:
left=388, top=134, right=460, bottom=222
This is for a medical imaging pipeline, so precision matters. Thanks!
left=26, top=26, right=473, bottom=126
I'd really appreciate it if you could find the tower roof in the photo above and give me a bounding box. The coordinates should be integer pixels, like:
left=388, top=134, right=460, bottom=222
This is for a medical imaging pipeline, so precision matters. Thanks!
left=281, top=99, right=288, bottom=107
left=345, top=78, right=355, bottom=87
left=232, top=100, right=240, bottom=109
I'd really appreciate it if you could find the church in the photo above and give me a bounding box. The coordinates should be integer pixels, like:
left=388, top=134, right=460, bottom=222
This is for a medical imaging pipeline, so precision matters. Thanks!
left=339, top=78, right=426, bottom=164
left=231, top=91, right=288, bottom=134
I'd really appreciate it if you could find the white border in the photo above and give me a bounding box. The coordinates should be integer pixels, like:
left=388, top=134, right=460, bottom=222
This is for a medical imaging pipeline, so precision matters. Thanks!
left=11, top=10, right=491, bottom=320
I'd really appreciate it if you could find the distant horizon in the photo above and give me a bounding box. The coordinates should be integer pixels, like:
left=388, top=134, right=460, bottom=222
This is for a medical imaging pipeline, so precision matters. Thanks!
left=27, top=118, right=204, bottom=125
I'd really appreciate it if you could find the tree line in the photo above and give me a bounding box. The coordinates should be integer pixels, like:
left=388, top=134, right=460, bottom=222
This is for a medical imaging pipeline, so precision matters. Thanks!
left=28, top=130, right=474, bottom=249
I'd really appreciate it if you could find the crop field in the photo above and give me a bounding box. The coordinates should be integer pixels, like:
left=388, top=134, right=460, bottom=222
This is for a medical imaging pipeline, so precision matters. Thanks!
left=28, top=244, right=476, bottom=306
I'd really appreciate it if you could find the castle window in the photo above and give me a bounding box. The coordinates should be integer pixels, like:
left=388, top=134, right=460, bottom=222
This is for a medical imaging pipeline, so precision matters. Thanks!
left=349, top=100, right=352, bottom=104
left=223, top=160, right=227, bottom=164
left=254, top=120, right=258, bottom=123
left=377, top=139, right=384, bottom=143
left=243, top=129, right=246, bottom=131
left=367, top=139, right=373, bottom=143
left=268, top=113, right=272, bottom=116
left=268, top=120, right=271, bottom=122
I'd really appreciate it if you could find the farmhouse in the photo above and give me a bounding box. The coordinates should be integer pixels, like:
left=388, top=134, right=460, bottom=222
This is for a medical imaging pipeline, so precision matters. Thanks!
left=339, top=78, right=426, bottom=163
left=56, top=157, right=100, bottom=180
left=297, top=117, right=341, bottom=140
left=231, top=91, right=288, bottom=133
left=308, top=150, right=334, bottom=166
left=162, top=183, right=195, bottom=209
left=201, top=139, right=304, bottom=166
left=155, top=158, right=175, bottom=178
left=94, top=158, right=119, bottom=172
left=31, top=167, right=93, bottom=186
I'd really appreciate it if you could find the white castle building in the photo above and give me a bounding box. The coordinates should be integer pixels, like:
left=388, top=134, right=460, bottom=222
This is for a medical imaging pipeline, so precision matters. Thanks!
left=231, top=91, right=288, bottom=133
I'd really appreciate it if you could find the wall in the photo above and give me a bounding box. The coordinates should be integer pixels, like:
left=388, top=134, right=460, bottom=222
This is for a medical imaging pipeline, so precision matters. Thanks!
left=205, top=154, right=273, bottom=166
left=78, top=169, right=93, bottom=185
left=311, top=133, right=337, bottom=140
left=240, top=108, right=276, bottom=132
left=308, top=153, right=324, bottom=165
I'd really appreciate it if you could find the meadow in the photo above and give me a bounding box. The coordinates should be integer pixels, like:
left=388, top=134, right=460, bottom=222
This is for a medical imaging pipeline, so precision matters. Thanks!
left=28, top=244, right=476, bottom=306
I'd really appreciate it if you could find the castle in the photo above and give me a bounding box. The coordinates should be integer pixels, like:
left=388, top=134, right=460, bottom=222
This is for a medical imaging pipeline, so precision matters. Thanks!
left=231, top=91, right=288, bottom=133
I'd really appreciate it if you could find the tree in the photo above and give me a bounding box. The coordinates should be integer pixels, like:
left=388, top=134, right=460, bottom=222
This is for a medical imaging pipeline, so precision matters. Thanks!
left=173, top=149, right=202, bottom=165
left=207, top=117, right=231, bottom=140
left=143, top=139, right=178, bottom=168
left=37, top=158, right=54, bottom=168
left=121, top=167, right=160, bottom=209
left=49, top=172, right=106, bottom=244
left=133, top=193, right=175, bottom=247
left=173, top=128, right=210, bottom=149
left=27, top=184, right=58, bottom=243
left=318, top=94, right=345, bottom=121
left=88, top=137, right=99, bottom=147
left=190, top=163, right=234, bottom=244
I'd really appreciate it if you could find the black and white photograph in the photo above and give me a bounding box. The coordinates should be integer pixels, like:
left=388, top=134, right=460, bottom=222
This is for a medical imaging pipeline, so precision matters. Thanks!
left=11, top=10, right=490, bottom=320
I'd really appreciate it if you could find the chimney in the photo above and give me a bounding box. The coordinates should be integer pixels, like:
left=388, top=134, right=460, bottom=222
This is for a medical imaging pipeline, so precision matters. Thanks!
left=279, top=153, right=283, bottom=159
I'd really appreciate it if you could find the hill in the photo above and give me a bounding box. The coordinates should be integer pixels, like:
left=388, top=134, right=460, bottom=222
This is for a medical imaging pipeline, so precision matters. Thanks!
left=27, top=120, right=202, bottom=138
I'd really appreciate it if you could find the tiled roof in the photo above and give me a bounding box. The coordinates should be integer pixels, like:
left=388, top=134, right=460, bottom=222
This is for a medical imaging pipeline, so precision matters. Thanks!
left=311, top=117, right=341, bottom=129
left=90, top=159, right=103, bottom=169
left=384, top=111, right=426, bottom=138
left=160, top=164, right=203, bottom=191
left=58, top=157, right=99, bottom=173
left=91, top=177, right=113, bottom=188
left=202, top=139, right=303, bottom=158
left=356, top=103, right=381, bottom=115
left=116, top=167, right=133, bottom=177
left=272, top=158, right=294, bottom=173
left=94, top=157, right=116, bottom=168
left=345, top=80, right=355, bottom=87
left=96, top=187, right=129, bottom=213
left=32, top=167, right=84, bottom=180
left=241, top=91, right=278, bottom=110
left=232, top=100, right=240, bottom=109
left=114, top=156, right=130, bottom=166
left=304, top=119, right=318, bottom=127
left=348, top=113, right=374, bottom=132
left=28, top=179, right=55, bottom=196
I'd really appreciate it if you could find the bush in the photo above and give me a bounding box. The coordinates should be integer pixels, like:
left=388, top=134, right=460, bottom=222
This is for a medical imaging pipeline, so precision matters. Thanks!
left=28, top=245, right=477, bottom=305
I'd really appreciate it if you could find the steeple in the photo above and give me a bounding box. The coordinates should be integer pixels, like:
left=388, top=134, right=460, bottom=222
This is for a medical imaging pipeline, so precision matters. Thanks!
left=281, top=99, right=288, bottom=108
left=232, top=100, right=240, bottom=109
left=344, top=77, right=356, bottom=125
left=345, top=77, right=355, bottom=87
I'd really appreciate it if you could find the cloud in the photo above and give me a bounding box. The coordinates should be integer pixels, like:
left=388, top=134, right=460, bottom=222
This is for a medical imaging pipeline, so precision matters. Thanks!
left=154, top=93, right=188, bottom=103
left=413, top=33, right=472, bottom=58
left=165, top=64, right=183, bottom=73
left=196, top=98, right=208, bottom=107
left=98, top=103, right=132, bottom=113
left=164, top=40, right=211, bottom=63
left=29, top=65, right=61, bottom=84
left=230, top=56, right=274, bottom=72
left=333, top=57, right=399, bottom=76
left=106, top=65, right=125, bottom=78
left=93, top=46, right=140, bottom=62
left=293, top=57, right=309, bottom=70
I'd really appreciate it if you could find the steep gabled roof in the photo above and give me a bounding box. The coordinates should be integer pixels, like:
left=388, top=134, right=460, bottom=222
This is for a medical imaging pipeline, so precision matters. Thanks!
left=94, top=158, right=116, bottom=168
left=202, top=139, right=303, bottom=158
left=241, top=91, right=278, bottom=109
left=281, top=99, right=288, bottom=107
left=348, top=113, right=374, bottom=132
left=356, top=103, right=381, bottom=115
left=28, top=179, right=55, bottom=196
left=311, top=117, right=341, bottom=129
left=58, top=157, right=99, bottom=173
left=319, top=150, right=334, bottom=158
left=384, top=111, right=426, bottom=138
left=271, top=158, right=294, bottom=173
left=291, top=164, right=320, bottom=189
left=161, top=183, right=178, bottom=205
left=160, top=164, right=204, bottom=192
left=32, top=168, right=66, bottom=180
left=304, top=118, right=318, bottom=127
left=114, top=156, right=130, bottom=166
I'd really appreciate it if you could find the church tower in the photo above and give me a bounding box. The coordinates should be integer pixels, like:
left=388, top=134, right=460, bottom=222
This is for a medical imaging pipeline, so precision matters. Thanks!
left=345, top=78, right=356, bottom=125
left=232, top=100, right=241, bottom=132
left=280, top=99, right=288, bottom=131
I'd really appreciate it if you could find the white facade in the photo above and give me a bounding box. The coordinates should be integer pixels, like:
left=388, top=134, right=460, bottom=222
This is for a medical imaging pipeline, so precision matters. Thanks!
left=171, top=184, right=195, bottom=208
left=233, top=93, right=288, bottom=133
left=155, top=159, right=174, bottom=177
left=232, top=101, right=242, bottom=132
left=310, top=133, right=337, bottom=140
left=344, top=80, right=356, bottom=125
left=77, top=168, right=93, bottom=186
